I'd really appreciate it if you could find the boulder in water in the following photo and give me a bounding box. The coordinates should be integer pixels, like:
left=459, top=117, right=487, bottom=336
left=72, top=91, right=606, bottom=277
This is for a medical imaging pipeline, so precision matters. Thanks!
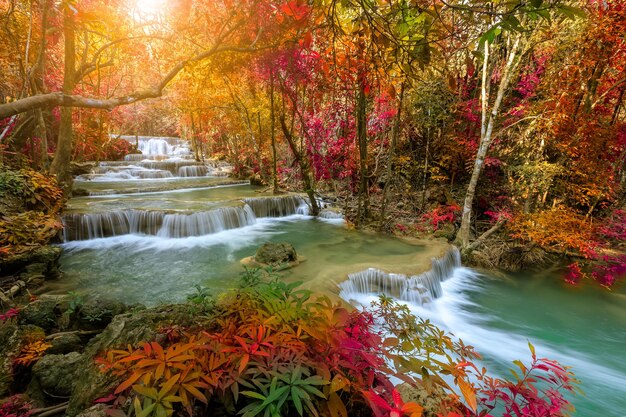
left=254, top=242, right=297, bottom=265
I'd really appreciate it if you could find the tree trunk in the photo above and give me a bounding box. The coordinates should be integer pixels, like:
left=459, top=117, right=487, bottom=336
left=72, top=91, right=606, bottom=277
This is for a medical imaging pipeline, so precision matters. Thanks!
left=455, top=35, right=522, bottom=248
left=380, top=82, right=405, bottom=227
left=269, top=70, right=279, bottom=193
left=356, top=83, right=369, bottom=225
left=279, top=115, right=319, bottom=216
left=49, top=5, right=76, bottom=187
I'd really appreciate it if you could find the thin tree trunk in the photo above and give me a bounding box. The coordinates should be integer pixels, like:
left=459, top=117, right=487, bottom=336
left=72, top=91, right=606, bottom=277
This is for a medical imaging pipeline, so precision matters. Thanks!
left=356, top=83, right=369, bottom=224
left=49, top=5, right=76, bottom=186
left=279, top=115, right=319, bottom=216
left=380, top=82, right=405, bottom=227
left=455, top=34, right=522, bottom=248
left=190, top=112, right=200, bottom=161
left=269, top=70, right=278, bottom=193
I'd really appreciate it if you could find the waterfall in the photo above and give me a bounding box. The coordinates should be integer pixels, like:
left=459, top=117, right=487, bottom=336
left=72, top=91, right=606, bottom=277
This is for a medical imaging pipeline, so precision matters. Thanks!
left=130, top=169, right=173, bottom=179
left=178, top=166, right=210, bottom=177
left=138, top=138, right=174, bottom=155
left=339, top=247, right=461, bottom=306
left=243, top=196, right=307, bottom=217
left=63, top=210, right=165, bottom=241
left=63, top=205, right=258, bottom=241
left=157, top=206, right=256, bottom=238
left=319, top=209, right=343, bottom=219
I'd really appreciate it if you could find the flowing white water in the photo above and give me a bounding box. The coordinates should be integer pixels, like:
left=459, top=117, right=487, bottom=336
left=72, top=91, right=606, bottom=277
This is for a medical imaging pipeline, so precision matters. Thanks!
left=62, top=195, right=327, bottom=241
left=340, top=254, right=626, bottom=417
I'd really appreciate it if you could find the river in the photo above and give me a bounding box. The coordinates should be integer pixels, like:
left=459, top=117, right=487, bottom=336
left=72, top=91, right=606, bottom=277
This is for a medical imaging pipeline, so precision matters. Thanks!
left=49, top=136, right=626, bottom=416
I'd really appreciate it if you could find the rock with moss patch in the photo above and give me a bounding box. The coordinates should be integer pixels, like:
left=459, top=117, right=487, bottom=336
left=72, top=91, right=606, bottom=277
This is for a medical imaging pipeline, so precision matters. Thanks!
left=433, top=223, right=456, bottom=241
left=0, top=246, right=62, bottom=280
left=254, top=242, right=297, bottom=266
left=0, top=324, right=46, bottom=396
left=31, top=352, right=83, bottom=397
left=66, top=304, right=206, bottom=416
left=18, top=300, right=59, bottom=332
left=48, top=333, right=84, bottom=354
left=76, top=404, right=108, bottom=417
left=77, top=298, right=127, bottom=330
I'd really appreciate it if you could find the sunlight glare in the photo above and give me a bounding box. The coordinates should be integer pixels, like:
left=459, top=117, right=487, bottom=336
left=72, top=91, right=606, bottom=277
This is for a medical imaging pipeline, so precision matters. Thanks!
left=134, top=0, right=166, bottom=18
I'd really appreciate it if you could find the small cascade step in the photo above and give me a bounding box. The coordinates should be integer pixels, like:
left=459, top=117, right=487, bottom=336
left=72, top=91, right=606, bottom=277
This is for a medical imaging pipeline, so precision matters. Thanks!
left=339, top=248, right=461, bottom=306
left=243, top=196, right=308, bottom=217
left=178, top=166, right=210, bottom=177
left=157, top=206, right=256, bottom=238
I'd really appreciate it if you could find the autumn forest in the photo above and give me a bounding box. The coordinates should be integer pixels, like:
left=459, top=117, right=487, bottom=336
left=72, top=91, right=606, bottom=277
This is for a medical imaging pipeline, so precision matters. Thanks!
left=0, top=0, right=625, bottom=416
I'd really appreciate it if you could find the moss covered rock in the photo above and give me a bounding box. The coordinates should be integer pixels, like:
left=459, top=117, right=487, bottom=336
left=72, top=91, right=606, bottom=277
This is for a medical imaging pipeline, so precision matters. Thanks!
left=18, top=299, right=59, bottom=332
left=66, top=304, right=205, bottom=416
left=254, top=242, right=297, bottom=265
left=31, top=352, right=83, bottom=397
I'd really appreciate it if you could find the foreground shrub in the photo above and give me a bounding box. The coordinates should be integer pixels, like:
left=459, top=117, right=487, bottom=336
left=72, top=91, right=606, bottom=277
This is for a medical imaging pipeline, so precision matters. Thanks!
left=97, top=273, right=579, bottom=417
left=0, top=165, right=63, bottom=258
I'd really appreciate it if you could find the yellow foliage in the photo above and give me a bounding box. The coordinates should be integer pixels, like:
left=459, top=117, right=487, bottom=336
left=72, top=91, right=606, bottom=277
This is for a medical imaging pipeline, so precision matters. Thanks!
left=509, top=208, right=597, bottom=255
left=14, top=340, right=52, bottom=367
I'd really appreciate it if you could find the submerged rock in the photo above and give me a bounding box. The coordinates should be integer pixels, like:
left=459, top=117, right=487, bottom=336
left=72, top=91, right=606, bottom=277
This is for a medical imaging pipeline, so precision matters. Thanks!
left=254, top=242, right=298, bottom=266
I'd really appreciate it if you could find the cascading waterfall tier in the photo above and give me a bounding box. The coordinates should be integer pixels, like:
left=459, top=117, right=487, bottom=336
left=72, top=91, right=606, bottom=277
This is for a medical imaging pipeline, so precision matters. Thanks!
left=62, top=195, right=313, bottom=241
left=157, top=206, right=256, bottom=238
left=178, top=166, right=210, bottom=177
left=243, top=196, right=308, bottom=217
left=63, top=206, right=255, bottom=241
left=338, top=247, right=461, bottom=306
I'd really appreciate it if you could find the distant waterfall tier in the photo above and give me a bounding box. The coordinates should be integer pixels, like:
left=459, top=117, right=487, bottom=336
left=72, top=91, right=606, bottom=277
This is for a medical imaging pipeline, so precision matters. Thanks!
left=90, top=161, right=224, bottom=176
left=243, top=196, right=308, bottom=217
left=116, top=136, right=191, bottom=157
left=338, top=247, right=461, bottom=306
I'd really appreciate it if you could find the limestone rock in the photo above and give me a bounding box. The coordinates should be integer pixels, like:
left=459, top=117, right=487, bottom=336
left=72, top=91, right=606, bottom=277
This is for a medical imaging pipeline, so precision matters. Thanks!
left=66, top=304, right=203, bottom=416
left=18, top=299, right=59, bottom=332
left=31, top=352, right=83, bottom=397
left=0, top=324, right=46, bottom=396
left=254, top=242, right=297, bottom=266
left=77, top=298, right=127, bottom=330
left=0, top=246, right=62, bottom=279
left=76, top=404, right=108, bottom=417
left=48, top=333, right=84, bottom=354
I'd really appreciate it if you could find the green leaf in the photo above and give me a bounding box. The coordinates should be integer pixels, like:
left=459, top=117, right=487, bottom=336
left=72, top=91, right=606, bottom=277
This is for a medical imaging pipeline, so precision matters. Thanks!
left=291, top=387, right=304, bottom=416
left=133, top=385, right=158, bottom=400
left=262, top=385, right=289, bottom=406
left=479, top=24, right=502, bottom=46
left=242, top=391, right=267, bottom=401
left=558, top=5, right=585, bottom=19
left=300, top=384, right=325, bottom=399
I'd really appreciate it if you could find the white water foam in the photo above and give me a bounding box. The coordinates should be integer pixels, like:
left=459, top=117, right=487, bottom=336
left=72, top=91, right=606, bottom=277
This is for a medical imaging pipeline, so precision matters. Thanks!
left=340, top=259, right=626, bottom=408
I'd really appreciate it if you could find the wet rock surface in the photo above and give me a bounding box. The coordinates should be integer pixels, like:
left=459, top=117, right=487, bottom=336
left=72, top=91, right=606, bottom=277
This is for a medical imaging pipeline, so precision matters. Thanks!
left=254, top=242, right=298, bottom=265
